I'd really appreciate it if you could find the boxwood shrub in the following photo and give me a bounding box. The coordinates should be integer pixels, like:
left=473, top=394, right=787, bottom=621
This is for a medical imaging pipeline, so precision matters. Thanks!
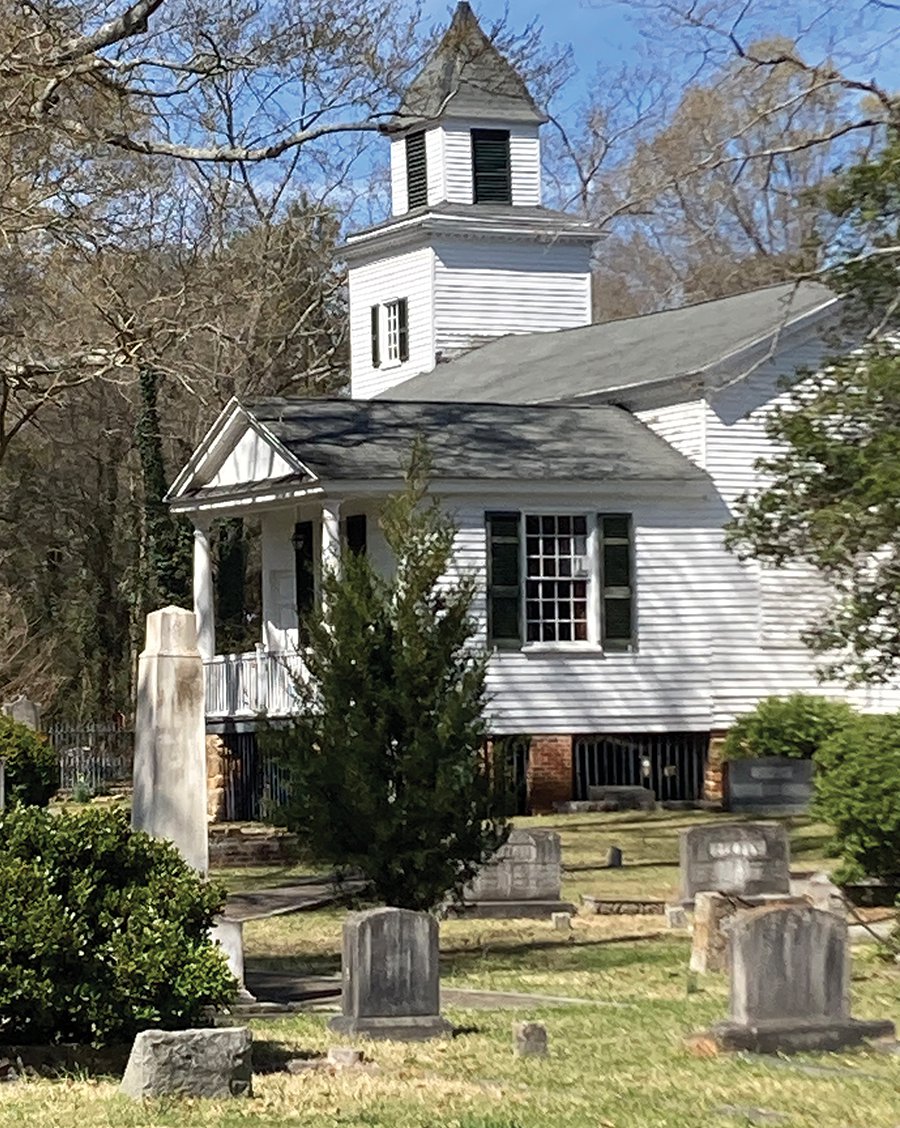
left=0, top=806, right=234, bottom=1045
left=0, top=715, right=58, bottom=805
left=814, top=712, right=900, bottom=884
left=722, top=693, right=857, bottom=761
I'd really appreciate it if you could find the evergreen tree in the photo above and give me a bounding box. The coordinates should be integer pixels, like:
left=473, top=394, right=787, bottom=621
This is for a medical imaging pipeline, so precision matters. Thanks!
left=271, top=446, right=510, bottom=911
left=728, top=135, right=900, bottom=682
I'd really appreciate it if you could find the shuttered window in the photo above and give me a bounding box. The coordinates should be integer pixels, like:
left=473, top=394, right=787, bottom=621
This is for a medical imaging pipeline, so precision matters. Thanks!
left=370, top=305, right=380, bottom=368
left=484, top=511, right=636, bottom=650
left=385, top=298, right=409, bottom=363
left=487, top=512, right=522, bottom=647
left=598, top=514, right=635, bottom=649
left=405, top=131, right=428, bottom=209
left=345, top=514, right=367, bottom=556
left=471, top=129, right=512, bottom=204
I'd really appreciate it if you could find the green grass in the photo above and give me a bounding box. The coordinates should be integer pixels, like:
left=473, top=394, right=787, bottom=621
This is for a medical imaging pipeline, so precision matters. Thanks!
left=0, top=811, right=894, bottom=1127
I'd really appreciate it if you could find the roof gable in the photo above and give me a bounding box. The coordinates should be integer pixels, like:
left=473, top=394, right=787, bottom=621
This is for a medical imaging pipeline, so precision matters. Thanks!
left=166, top=400, right=314, bottom=503
left=391, top=2, right=547, bottom=130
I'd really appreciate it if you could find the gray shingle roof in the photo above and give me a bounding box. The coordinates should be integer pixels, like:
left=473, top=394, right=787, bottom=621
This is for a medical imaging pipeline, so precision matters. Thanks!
left=385, top=282, right=838, bottom=406
left=244, top=399, right=706, bottom=484
left=388, top=2, right=547, bottom=130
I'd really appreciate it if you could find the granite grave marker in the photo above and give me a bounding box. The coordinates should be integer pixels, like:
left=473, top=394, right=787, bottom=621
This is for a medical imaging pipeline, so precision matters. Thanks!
left=701, top=903, right=895, bottom=1053
left=680, top=822, right=790, bottom=907
left=453, top=829, right=575, bottom=918
left=330, top=907, right=452, bottom=1041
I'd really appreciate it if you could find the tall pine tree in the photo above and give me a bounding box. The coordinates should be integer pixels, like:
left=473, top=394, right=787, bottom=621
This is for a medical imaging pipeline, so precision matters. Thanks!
left=270, top=445, right=511, bottom=910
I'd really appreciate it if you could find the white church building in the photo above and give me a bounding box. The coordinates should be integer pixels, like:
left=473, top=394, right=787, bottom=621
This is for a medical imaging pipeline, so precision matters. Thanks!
left=168, top=3, right=898, bottom=813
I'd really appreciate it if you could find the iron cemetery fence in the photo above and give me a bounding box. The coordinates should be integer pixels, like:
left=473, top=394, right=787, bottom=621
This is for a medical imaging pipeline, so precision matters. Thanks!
left=50, top=722, right=135, bottom=793
left=574, top=732, right=709, bottom=803
left=218, top=730, right=292, bottom=822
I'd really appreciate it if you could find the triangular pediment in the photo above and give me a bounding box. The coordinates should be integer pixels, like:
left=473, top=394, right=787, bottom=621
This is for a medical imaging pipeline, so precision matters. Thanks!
left=166, top=400, right=315, bottom=503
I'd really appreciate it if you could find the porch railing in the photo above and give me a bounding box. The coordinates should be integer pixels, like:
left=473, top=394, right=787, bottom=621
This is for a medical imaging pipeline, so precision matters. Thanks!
left=203, top=648, right=308, bottom=719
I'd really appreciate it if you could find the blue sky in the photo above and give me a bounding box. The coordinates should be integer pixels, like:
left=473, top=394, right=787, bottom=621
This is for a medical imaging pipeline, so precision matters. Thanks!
left=422, top=0, right=900, bottom=105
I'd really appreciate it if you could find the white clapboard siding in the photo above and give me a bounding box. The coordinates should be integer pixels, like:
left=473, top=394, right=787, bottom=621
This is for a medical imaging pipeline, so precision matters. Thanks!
left=636, top=401, right=705, bottom=467
left=389, top=138, right=407, bottom=216
left=349, top=247, right=435, bottom=399
left=701, top=340, right=900, bottom=722
left=390, top=129, right=446, bottom=214
left=206, top=425, right=296, bottom=489
left=445, top=493, right=719, bottom=734
left=426, top=127, right=446, bottom=206
left=433, top=239, right=592, bottom=354
left=441, top=120, right=542, bottom=206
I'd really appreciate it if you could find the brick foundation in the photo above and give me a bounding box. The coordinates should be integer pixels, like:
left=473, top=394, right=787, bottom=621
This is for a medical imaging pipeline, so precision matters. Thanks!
left=704, top=731, right=727, bottom=805
left=527, top=735, right=574, bottom=814
left=206, top=734, right=227, bottom=823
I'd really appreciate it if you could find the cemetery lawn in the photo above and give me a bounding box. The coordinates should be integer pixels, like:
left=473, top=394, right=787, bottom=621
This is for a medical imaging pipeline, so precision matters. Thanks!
left=0, top=812, right=896, bottom=1127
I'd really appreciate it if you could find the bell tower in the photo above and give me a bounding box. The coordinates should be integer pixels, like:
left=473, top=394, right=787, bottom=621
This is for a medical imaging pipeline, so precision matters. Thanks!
left=346, top=3, right=599, bottom=400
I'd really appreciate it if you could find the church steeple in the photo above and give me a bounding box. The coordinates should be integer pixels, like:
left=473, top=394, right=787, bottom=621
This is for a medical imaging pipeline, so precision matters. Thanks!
left=390, top=2, right=548, bottom=131
left=344, top=3, right=600, bottom=400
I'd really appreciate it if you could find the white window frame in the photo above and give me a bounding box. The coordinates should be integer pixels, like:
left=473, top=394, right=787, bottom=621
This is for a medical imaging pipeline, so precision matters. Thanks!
left=385, top=299, right=402, bottom=363
left=521, top=512, right=602, bottom=649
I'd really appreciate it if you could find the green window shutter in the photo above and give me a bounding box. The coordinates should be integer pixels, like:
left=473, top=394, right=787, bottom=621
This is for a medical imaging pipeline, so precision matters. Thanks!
left=405, top=131, right=428, bottom=209
left=471, top=129, right=512, bottom=205
left=598, top=513, right=635, bottom=650
left=293, top=520, right=315, bottom=643
left=398, top=298, right=409, bottom=362
left=370, top=305, right=380, bottom=368
left=487, top=511, right=521, bottom=647
left=345, top=514, right=367, bottom=556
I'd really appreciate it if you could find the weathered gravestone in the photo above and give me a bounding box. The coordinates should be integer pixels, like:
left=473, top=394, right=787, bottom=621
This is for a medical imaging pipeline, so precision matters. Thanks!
left=701, top=904, right=895, bottom=1053
left=330, top=907, right=452, bottom=1041
left=211, top=918, right=255, bottom=1003
left=726, top=758, right=814, bottom=815
left=119, top=1027, right=252, bottom=1099
left=132, top=606, right=208, bottom=875
left=690, top=890, right=808, bottom=974
left=453, top=829, right=575, bottom=918
left=1, top=695, right=41, bottom=731
left=679, top=823, right=790, bottom=907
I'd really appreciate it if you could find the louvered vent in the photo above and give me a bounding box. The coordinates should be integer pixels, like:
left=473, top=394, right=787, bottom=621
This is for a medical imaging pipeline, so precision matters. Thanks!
left=405, top=132, right=428, bottom=209
left=471, top=129, right=512, bottom=204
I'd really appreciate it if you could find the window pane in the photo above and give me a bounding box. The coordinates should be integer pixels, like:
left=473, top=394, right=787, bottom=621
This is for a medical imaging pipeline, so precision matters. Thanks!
left=558, top=622, right=572, bottom=641
left=603, top=515, right=630, bottom=539
left=573, top=516, right=587, bottom=536
left=541, top=516, right=555, bottom=535
left=526, top=621, right=541, bottom=642
left=491, top=597, right=520, bottom=640
left=491, top=541, right=519, bottom=586
left=604, top=543, right=631, bottom=588
left=526, top=516, right=539, bottom=534
left=605, top=598, right=633, bottom=642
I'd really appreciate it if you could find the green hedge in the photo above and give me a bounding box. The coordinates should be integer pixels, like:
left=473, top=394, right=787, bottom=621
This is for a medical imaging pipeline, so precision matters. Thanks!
left=0, top=715, right=57, bottom=805
left=814, top=713, right=900, bottom=884
left=0, top=807, right=234, bottom=1045
left=723, top=693, right=857, bottom=761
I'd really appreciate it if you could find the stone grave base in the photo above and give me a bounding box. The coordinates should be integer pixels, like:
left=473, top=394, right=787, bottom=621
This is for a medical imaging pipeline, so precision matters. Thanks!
left=587, top=785, right=656, bottom=811
left=704, top=1016, right=896, bottom=1055
left=446, top=899, right=575, bottom=920
left=328, top=1014, right=452, bottom=1042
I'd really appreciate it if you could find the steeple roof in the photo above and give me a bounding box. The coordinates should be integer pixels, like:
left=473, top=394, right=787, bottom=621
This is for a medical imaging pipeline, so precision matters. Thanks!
left=390, top=2, right=548, bottom=131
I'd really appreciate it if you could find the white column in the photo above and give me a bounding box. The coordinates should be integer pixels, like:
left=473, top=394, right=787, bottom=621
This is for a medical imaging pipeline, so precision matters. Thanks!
left=320, top=501, right=341, bottom=610
left=321, top=501, right=341, bottom=576
left=192, top=518, right=216, bottom=660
